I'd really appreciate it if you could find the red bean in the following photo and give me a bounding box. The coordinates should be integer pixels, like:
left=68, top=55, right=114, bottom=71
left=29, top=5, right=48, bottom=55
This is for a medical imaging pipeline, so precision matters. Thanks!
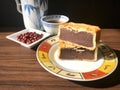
left=17, top=32, right=43, bottom=44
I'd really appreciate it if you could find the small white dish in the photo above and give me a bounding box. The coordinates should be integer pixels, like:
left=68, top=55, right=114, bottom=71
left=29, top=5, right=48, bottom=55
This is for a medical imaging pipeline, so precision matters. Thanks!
left=6, top=28, right=50, bottom=48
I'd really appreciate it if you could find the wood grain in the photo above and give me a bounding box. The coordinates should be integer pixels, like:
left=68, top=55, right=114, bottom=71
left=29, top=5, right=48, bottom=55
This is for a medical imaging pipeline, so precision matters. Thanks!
left=0, top=28, right=120, bottom=90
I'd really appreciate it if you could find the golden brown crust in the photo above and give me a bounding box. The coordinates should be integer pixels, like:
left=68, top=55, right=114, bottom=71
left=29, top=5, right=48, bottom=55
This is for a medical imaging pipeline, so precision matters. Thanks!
left=59, top=22, right=100, bottom=33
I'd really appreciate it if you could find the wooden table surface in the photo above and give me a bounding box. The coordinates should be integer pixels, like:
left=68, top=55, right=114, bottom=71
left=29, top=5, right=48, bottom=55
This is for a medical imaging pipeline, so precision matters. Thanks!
left=0, top=28, right=120, bottom=90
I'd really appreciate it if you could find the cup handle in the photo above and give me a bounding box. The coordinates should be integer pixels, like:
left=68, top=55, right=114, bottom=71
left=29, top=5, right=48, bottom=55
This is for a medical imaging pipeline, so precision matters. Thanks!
left=15, top=0, right=22, bottom=14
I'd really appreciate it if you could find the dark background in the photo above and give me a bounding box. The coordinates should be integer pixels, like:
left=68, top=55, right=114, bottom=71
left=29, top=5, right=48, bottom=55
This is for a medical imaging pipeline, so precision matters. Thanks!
left=0, top=0, right=120, bottom=28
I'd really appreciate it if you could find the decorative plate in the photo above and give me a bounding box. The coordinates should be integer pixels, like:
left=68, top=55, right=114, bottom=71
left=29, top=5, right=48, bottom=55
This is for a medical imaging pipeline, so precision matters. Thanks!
left=36, top=36, right=118, bottom=81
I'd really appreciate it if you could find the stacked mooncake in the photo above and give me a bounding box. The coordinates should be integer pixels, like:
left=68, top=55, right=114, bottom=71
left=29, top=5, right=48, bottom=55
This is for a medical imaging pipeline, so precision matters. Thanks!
left=58, top=22, right=101, bottom=61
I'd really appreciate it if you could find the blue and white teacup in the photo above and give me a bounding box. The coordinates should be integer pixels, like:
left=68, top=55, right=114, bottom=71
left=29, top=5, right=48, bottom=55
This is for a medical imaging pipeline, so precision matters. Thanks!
left=15, top=0, right=48, bottom=30
left=41, top=15, right=69, bottom=35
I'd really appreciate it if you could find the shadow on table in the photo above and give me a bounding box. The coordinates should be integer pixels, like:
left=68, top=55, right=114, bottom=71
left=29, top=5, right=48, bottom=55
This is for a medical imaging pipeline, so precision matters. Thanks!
left=72, top=49, right=120, bottom=88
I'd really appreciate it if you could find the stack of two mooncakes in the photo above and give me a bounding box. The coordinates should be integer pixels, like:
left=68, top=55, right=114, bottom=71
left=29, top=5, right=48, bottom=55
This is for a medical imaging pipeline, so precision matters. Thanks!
left=58, top=22, right=101, bottom=61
